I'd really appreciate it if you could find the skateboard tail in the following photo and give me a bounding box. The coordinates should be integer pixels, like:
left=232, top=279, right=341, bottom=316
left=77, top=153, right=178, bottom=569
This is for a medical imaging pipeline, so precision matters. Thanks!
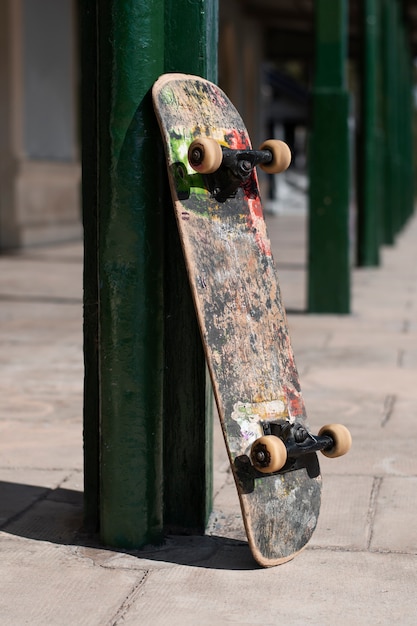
left=234, top=435, right=322, bottom=566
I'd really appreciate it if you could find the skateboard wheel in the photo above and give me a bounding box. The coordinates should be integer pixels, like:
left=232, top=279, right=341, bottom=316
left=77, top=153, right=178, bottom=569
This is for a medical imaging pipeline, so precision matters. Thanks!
left=250, top=435, right=287, bottom=473
left=318, top=424, right=352, bottom=458
left=259, top=140, right=291, bottom=174
left=188, top=137, right=223, bottom=174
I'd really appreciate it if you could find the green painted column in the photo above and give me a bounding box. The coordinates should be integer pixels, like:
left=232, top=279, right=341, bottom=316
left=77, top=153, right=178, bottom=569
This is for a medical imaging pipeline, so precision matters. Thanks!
left=308, top=0, right=350, bottom=313
left=80, top=0, right=100, bottom=532
left=358, top=0, right=382, bottom=267
left=85, top=0, right=165, bottom=549
left=399, top=23, right=415, bottom=226
left=162, top=0, right=218, bottom=533
left=405, top=43, right=415, bottom=221
left=82, top=0, right=219, bottom=547
left=398, top=23, right=407, bottom=229
left=165, top=0, right=218, bottom=81
left=381, top=0, right=398, bottom=244
left=391, top=0, right=402, bottom=237
left=381, top=0, right=415, bottom=242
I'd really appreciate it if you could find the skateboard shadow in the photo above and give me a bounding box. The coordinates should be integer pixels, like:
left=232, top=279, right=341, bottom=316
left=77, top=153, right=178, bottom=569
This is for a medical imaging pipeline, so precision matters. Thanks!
left=0, top=480, right=259, bottom=571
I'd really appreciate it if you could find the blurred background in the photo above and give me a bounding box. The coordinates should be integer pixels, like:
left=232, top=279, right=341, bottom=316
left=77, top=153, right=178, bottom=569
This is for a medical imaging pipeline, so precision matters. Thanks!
left=0, top=0, right=416, bottom=252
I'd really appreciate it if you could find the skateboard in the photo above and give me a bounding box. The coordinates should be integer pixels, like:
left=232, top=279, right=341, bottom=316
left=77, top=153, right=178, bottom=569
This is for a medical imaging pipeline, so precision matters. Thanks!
left=152, top=73, right=351, bottom=567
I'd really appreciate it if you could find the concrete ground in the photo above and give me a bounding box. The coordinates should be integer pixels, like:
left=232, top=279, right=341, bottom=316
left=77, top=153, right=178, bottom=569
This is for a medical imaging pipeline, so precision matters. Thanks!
left=1, top=209, right=417, bottom=625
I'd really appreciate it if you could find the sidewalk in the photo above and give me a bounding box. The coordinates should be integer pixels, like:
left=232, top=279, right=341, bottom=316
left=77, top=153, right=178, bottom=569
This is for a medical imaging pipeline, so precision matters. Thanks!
left=1, top=211, right=417, bottom=625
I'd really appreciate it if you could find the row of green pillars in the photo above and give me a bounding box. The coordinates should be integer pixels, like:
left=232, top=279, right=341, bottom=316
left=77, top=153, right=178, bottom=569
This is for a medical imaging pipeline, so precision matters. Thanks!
left=81, top=0, right=218, bottom=548
left=81, top=0, right=415, bottom=549
left=357, top=0, right=415, bottom=263
left=309, top=0, right=415, bottom=313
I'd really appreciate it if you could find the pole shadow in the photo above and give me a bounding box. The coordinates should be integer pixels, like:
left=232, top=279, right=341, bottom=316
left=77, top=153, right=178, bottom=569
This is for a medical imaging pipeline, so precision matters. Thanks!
left=0, top=481, right=259, bottom=571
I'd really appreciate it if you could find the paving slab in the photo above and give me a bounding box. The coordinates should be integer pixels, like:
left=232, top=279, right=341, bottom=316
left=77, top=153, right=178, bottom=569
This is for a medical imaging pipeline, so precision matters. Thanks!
left=309, top=474, right=374, bottom=550
left=0, top=209, right=417, bottom=624
left=111, top=550, right=417, bottom=626
left=371, top=476, right=417, bottom=553
left=0, top=469, right=75, bottom=525
left=0, top=257, right=82, bottom=301
left=0, top=533, right=144, bottom=626
left=0, top=419, right=83, bottom=469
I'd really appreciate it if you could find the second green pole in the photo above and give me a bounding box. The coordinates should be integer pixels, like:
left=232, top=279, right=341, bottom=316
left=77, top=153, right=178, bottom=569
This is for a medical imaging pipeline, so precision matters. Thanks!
left=308, top=0, right=351, bottom=313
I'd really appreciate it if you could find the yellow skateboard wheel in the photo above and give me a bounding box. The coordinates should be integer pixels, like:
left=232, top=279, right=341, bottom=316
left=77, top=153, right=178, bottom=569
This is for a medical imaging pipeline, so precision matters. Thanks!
left=318, top=424, right=352, bottom=458
left=188, top=137, right=223, bottom=174
left=250, top=435, right=287, bottom=473
left=259, top=139, right=291, bottom=174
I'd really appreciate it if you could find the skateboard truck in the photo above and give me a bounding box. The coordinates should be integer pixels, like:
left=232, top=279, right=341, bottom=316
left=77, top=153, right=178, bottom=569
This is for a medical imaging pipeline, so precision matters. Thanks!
left=188, top=137, right=291, bottom=201
left=250, top=422, right=352, bottom=475
left=220, top=147, right=276, bottom=182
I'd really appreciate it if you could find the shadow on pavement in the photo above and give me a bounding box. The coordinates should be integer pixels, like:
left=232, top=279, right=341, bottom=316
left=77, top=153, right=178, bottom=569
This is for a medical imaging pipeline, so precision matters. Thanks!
left=0, top=481, right=258, bottom=571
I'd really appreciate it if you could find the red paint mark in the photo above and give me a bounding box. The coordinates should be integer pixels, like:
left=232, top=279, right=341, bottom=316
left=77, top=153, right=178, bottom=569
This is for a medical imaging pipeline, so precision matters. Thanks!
left=248, top=195, right=263, bottom=218
left=249, top=207, right=271, bottom=257
left=225, top=129, right=250, bottom=150
left=246, top=180, right=271, bottom=257
left=284, top=387, right=305, bottom=418
left=223, top=129, right=272, bottom=257
left=203, top=82, right=229, bottom=110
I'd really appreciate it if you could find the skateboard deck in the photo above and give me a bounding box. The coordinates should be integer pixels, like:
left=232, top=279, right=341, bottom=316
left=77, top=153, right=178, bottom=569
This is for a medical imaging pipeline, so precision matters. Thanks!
left=152, top=74, right=333, bottom=566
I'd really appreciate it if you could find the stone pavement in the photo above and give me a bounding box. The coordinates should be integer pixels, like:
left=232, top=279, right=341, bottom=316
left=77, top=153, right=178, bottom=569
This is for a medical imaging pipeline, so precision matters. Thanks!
left=1, top=210, right=417, bottom=625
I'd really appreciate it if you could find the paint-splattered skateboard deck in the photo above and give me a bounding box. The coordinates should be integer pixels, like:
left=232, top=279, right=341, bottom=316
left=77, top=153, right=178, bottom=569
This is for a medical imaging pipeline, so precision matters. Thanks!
left=152, top=74, right=350, bottom=567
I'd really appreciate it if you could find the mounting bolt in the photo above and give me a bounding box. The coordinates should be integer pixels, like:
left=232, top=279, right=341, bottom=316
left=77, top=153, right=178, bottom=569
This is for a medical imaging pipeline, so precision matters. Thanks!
left=239, top=160, right=252, bottom=174
left=294, top=427, right=308, bottom=443
left=190, top=147, right=203, bottom=166
left=252, top=442, right=270, bottom=468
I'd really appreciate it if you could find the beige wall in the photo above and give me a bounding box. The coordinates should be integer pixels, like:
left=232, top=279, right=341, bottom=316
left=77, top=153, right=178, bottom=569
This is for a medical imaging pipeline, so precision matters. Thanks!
left=0, top=0, right=81, bottom=250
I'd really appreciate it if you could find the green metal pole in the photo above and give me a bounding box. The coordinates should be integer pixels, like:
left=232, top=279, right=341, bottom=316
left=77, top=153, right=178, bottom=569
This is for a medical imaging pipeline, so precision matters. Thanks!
left=80, top=0, right=100, bottom=532
left=165, top=0, right=218, bottom=81
left=97, top=0, right=165, bottom=549
left=405, top=42, right=415, bottom=221
left=400, top=22, right=414, bottom=225
left=382, top=0, right=406, bottom=243
left=163, top=0, right=218, bottom=533
left=399, top=23, right=408, bottom=229
left=308, top=0, right=350, bottom=313
left=392, top=0, right=402, bottom=236
left=358, top=0, right=381, bottom=267
left=381, top=0, right=395, bottom=244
